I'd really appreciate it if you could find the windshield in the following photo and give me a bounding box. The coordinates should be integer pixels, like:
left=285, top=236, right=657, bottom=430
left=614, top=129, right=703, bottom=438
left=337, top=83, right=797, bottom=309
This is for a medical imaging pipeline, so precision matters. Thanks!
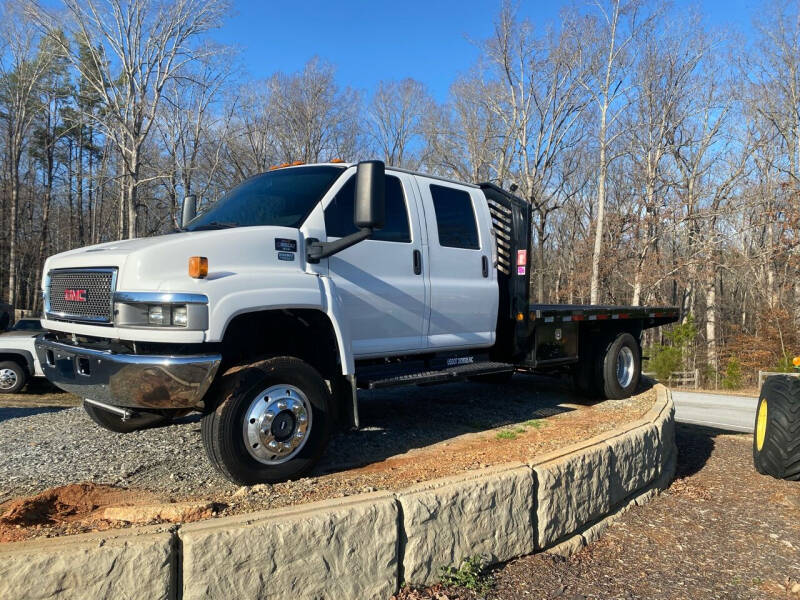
left=185, top=165, right=345, bottom=231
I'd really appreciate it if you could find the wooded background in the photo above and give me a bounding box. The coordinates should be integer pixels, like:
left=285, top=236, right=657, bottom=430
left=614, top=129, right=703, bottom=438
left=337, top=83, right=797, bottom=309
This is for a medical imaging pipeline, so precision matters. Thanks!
left=1, top=0, right=798, bottom=387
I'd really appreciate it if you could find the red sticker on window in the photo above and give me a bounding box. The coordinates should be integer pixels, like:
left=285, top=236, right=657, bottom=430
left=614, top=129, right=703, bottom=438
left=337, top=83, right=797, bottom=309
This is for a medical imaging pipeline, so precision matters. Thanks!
left=517, top=249, right=527, bottom=266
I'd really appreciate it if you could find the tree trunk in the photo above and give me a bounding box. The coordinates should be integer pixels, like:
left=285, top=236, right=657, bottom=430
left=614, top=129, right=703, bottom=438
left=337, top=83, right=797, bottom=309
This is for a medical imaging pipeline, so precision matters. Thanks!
left=7, top=160, right=19, bottom=307
left=8, top=173, right=19, bottom=306
left=127, top=182, right=137, bottom=239
left=88, top=126, right=96, bottom=243
left=77, top=126, right=85, bottom=246
left=67, top=137, right=74, bottom=248
left=705, top=266, right=718, bottom=381
left=126, top=147, right=139, bottom=239
left=590, top=103, right=609, bottom=305
left=536, top=217, right=546, bottom=303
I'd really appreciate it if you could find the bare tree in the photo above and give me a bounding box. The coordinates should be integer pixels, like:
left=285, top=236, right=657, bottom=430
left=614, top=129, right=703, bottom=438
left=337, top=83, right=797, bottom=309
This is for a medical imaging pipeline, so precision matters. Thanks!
left=625, top=13, right=707, bottom=305
left=267, top=58, right=362, bottom=163
left=33, top=0, right=229, bottom=238
left=157, top=50, right=234, bottom=228
left=0, top=0, right=54, bottom=306
left=481, top=3, right=588, bottom=301
left=577, top=0, right=656, bottom=304
left=368, top=78, right=431, bottom=168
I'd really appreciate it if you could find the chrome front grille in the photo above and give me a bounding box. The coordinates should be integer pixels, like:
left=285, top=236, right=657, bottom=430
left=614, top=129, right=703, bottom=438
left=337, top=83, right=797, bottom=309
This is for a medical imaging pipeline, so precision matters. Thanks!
left=46, top=268, right=117, bottom=324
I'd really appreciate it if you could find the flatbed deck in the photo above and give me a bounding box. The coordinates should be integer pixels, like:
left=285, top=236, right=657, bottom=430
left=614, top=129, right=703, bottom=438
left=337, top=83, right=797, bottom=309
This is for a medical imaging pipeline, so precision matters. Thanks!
left=529, top=304, right=679, bottom=327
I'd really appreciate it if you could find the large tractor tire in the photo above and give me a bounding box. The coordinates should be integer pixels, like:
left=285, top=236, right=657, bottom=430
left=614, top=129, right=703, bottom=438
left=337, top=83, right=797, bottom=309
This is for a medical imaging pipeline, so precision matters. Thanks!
left=753, top=375, right=800, bottom=481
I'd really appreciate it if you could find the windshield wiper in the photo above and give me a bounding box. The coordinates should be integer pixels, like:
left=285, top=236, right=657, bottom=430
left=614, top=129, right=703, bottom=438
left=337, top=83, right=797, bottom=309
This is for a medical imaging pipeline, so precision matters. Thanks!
left=188, top=221, right=237, bottom=231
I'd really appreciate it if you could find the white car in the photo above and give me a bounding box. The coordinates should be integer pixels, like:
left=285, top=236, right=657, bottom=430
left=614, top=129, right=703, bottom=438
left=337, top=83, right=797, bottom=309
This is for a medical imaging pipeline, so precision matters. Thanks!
left=0, top=319, right=45, bottom=393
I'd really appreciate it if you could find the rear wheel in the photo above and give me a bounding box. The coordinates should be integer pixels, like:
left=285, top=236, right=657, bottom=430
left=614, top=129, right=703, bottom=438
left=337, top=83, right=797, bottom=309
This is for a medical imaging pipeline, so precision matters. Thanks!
left=83, top=403, right=179, bottom=433
left=0, top=361, right=27, bottom=394
left=753, top=375, right=800, bottom=481
left=598, top=332, right=641, bottom=399
left=201, top=356, right=332, bottom=485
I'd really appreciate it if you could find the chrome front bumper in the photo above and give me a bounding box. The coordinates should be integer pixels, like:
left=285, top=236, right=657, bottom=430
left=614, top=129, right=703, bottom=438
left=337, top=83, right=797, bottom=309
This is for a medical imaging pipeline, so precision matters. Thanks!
left=35, top=335, right=221, bottom=410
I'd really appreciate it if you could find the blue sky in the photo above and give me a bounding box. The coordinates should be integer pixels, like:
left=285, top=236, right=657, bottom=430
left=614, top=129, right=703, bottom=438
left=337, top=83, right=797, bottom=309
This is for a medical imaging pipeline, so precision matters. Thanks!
left=216, top=0, right=756, bottom=101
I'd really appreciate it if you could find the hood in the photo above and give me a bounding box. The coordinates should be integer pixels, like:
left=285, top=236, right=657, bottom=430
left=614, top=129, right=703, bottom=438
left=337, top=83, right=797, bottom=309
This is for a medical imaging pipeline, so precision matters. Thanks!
left=48, top=234, right=181, bottom=265
left=43, top=226, right=306, bottom=293
left=0, top=329, right=41, bottom=339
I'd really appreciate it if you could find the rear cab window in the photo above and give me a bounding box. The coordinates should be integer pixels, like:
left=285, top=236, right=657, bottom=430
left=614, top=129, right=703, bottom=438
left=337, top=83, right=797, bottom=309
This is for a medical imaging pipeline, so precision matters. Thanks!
left=429, top=184, right=480, bottom=249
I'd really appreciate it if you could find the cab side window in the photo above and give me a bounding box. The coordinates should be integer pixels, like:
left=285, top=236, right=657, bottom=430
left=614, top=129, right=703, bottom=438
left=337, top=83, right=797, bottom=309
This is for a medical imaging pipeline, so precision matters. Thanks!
left=325, top=175, right=411, bottom=243
left=429, top=184, right=480, bottom=249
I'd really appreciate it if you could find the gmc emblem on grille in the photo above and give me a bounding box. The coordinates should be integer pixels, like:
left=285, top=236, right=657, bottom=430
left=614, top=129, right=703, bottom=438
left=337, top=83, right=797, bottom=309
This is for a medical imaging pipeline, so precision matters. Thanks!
left=64, top=289, right=87, bottom=302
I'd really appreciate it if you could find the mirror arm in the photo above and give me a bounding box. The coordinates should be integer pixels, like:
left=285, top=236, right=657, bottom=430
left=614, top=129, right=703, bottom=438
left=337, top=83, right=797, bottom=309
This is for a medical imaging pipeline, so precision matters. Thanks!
left=307, top=228, right=373, bottom=262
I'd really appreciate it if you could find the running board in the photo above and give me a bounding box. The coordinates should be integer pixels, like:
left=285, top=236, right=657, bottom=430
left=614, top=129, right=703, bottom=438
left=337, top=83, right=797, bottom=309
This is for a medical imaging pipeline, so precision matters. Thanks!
left=362, top=362, right=514, bottom=389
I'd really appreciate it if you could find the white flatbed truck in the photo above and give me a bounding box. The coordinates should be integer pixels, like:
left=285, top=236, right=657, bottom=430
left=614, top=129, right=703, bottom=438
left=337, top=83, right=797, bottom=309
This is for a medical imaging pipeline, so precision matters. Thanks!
left=35, top=161, right=678, bottom=484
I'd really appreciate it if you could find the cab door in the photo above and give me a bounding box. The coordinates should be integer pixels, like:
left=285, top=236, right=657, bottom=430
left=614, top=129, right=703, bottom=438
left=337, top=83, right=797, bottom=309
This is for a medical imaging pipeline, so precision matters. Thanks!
left=415, top=178, right=498, bottom=350
left=324, top=170, right=428, bottom=357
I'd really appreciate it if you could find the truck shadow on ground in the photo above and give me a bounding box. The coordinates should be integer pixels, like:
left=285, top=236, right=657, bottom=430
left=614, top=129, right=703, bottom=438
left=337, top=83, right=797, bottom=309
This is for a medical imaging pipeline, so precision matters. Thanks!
left=312, top=373, right=633, bottom=475
left=0, top=406, right=68, bottom=424
left=0, top=380, right=79, bottom=423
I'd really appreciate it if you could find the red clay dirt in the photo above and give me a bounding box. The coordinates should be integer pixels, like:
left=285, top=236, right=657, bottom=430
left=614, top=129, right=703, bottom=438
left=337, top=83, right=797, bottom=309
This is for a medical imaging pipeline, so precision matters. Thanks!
left=0, top=483, right=206, bottom=543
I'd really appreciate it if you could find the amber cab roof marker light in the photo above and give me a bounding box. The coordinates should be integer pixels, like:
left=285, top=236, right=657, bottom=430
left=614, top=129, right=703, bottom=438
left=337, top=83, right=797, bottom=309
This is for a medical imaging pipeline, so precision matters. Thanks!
left=329, top=158, right=345, bottom=163
left=189, top=256, right=208, bottom=279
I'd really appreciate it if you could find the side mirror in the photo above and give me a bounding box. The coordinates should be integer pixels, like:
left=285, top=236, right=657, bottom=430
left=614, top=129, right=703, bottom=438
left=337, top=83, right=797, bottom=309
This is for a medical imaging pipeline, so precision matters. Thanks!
left=181, top=194, right=197, bottom=229
left=354, top=160, right=385, bottom=230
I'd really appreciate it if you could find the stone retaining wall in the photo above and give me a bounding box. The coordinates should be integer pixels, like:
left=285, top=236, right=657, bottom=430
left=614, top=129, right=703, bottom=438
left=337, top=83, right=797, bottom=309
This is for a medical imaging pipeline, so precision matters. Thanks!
left=0, top=386, right=676, bottom=600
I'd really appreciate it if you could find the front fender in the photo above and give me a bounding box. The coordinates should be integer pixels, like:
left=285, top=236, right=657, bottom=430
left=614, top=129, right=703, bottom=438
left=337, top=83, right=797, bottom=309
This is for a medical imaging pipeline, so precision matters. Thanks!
left=209, top=274, right=354, bottom=376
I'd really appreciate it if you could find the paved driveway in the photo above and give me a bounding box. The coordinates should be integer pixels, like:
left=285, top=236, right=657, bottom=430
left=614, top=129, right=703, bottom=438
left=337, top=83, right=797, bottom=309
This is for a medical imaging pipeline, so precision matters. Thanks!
left=672, top=390, right=757, bottom=433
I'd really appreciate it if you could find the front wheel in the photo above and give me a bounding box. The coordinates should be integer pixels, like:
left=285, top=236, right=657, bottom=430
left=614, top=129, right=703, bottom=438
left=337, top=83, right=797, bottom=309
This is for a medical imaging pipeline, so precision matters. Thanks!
left=201, top=356, right=332, bottom=485
left=753, top=375, right=800, bottom=481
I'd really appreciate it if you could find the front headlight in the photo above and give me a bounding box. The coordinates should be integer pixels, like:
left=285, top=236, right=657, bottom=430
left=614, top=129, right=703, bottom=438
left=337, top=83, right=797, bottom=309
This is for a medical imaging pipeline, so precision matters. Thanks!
left=113, top=293, right=209, bottom=330
left=148, top=305, right=166, bottom=325
left=172, top=306, right=188, bottom=326
left=146, top=304, right=187, bottom=326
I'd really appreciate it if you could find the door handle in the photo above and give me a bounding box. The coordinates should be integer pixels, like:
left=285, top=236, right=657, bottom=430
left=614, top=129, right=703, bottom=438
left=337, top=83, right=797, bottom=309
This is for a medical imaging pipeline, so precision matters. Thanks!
left=482, top=255, right=489, bottom=278
left=413, top=249, right=422, bottom=275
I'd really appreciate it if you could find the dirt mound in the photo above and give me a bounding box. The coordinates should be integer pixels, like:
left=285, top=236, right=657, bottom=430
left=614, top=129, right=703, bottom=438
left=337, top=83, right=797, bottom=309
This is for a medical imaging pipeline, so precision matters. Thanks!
left=1, top=483, right=127, bottom=526
left=0, top=483, right=215, bottom=543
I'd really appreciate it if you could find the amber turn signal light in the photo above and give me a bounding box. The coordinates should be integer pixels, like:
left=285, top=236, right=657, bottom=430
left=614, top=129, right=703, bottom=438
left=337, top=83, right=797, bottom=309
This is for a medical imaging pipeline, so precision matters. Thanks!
left=793, top=356, right=800, bottom=367
left=189, top=256, right=208, bottom=279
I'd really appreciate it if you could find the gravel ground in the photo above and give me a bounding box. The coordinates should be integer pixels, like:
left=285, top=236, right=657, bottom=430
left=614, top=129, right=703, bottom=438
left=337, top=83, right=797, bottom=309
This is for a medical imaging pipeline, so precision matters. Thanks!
left=0, top=374, right=648, bottom=504
left=394, top=424, right=800, bottom=600
left=0, top=374, right=655, bottom=544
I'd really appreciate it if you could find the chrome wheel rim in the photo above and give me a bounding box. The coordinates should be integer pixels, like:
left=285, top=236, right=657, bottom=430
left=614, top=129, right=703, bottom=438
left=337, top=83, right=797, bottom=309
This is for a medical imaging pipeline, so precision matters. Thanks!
left=616, top=346, right=635, bottom=388
left=0, top=368, right=18, bottom=390
left=243, top=384, right=312, bottom=465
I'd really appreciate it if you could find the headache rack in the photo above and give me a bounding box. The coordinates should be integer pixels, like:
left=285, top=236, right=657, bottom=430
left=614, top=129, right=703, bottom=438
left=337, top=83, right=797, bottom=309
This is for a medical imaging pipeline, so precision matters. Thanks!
left=480, top=182, right=532, bottom=362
